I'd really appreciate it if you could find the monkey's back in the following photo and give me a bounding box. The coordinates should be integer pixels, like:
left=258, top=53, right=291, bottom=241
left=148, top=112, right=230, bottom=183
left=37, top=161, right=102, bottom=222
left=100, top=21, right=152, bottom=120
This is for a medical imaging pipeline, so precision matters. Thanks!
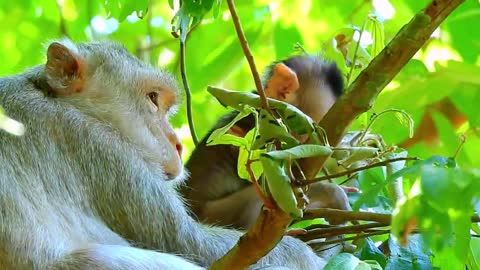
left=0, top=73, right=130, bottom=269
left=181, top=112, right=254, bottom=218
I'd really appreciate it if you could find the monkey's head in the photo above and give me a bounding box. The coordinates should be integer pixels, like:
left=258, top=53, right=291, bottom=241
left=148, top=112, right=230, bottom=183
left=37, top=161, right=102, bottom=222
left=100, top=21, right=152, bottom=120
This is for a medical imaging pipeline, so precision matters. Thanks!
left=42, top=40, right=184, bottom=180
left=263, top=55, right=344, bottom=123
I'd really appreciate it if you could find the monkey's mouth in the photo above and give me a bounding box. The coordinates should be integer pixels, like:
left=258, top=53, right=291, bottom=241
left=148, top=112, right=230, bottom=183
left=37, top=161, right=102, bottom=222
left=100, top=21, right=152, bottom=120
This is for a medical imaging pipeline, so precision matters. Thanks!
left=165, top=165, right=186, bottom=182
left=162, top=158, right=184, bottom=181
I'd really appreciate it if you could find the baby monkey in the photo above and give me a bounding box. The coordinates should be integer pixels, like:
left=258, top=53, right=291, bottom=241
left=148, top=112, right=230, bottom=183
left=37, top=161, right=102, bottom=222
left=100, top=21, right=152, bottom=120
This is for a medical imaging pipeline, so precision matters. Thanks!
left=181, top=55, right=350, bottom=229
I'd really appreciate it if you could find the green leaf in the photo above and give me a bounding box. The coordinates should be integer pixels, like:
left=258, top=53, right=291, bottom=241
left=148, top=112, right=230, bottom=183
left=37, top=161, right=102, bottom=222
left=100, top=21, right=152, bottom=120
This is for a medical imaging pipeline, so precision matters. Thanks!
left=432, top=246, right=464, bottom=270
left=335, top=146, right=379, bottom=168
left=252, top=109, right=299, bottom=149
left=207, top=87, right=323, bottom=149
left=362, top=260, right=382, bottom=270
left=208, top=133, right=248, bottom=148
left=171, top=0, right=216, bottom=41
left=354, top=167, right=393, bottom=211
left=207, top=105, right=254, bottom=145
left=103, top=0, right=148, bottom=21
left=391, top=162, right=480, bottom=261
left=467, top=238, right=480, bottom=270
left=212, top=0, right=223, bottom=18
left=325, top=253, right=361, bottom=270
left=237, top=129, right=265, bottom=181
left=357, top=238, right=388, bottom=268
left=393, top=110, right=414, bottom=138
left=207, top=86, right=263, bottom=111
left=263, top=144, right=332, bottom=160
left=260, top=155, right=302, bottom=218
left=385, top=235, right=432, bottom=270
left=366, top=15, right=385, bottom=58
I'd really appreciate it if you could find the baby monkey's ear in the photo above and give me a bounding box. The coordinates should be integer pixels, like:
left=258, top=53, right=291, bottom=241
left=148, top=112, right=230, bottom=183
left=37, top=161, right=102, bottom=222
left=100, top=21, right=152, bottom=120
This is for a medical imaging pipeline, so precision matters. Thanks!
left=264, top=63, right=300, bottom=102
left=45, top=42, right=86, bottom=96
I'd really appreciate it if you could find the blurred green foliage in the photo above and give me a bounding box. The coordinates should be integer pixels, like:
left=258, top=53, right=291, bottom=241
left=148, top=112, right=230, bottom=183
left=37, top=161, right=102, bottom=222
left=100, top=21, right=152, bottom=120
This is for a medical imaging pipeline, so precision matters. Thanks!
left=1, top=0, right=480, bottom=268
left=0, top=0, right=478, bottom=165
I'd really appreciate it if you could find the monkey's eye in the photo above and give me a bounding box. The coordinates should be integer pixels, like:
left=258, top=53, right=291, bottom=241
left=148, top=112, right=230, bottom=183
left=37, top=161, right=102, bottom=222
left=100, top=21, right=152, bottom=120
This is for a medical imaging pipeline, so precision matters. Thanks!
left=147, top=92, right=159, bottom=111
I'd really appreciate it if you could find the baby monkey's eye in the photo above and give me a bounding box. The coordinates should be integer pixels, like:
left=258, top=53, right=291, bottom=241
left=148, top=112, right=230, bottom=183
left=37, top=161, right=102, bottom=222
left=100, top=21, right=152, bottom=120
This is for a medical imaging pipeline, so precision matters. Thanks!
left=147, top=92, right=159, bottom=110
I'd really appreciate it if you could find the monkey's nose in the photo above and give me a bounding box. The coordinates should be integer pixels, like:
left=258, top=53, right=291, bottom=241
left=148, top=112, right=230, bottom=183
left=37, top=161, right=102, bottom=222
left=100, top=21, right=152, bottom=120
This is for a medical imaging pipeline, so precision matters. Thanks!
left=175, top=142, right=183, bottom=157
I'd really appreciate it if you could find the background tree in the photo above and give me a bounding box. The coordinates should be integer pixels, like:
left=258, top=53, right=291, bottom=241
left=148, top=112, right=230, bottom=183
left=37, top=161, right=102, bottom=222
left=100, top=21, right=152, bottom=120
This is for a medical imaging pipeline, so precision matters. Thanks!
left=0, top=0, right=479, bottom=269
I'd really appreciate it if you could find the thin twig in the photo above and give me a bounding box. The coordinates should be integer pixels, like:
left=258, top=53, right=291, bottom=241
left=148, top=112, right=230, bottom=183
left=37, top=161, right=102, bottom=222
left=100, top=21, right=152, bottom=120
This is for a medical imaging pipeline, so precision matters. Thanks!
left=55, top=0, right=69, bottom=38
left=136, top=39, right=177, bottom=54
left=302, top=211, right=479, bottom=241
left=246, top=160, right=276, bottom=209
left=295, top=157, right=419, bottom=186
left=226, top=0, right=271, bottom=113
left=303, top=208, right=392, bottom=224
left=346, top=17, right=368, bottom=86
left=452, top=134, right=466, bottom=160
left=180, top=40, right=199, bottom=145
left=299, top=222, right=389, bottom=242
left=308, top=230, right=390, bottom=248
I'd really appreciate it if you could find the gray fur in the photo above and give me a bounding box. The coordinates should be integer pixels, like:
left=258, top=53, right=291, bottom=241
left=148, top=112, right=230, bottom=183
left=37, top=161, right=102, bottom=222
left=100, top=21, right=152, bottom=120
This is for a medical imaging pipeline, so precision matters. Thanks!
left=0, top=40, right=325, bottom=269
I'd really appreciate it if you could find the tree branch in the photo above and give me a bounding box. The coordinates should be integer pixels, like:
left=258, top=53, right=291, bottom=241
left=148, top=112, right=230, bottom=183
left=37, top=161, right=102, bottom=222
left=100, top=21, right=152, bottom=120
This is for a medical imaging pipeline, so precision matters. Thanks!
left=180, top=40, right=199, bottom=145
left=300, top=0, right=465, bottom=179
left=301, top=210, right=480, bottom=244
left=210, top=208, right=292, bottom=270
left=226, top=0, right=271, bottom=112
left=295, top=157, right=418, bottom=186
left=303, top=208, right=392, bottom=224
left=308, top=230, right=390, bottom=248
left=211, top=1, right=292, bottom=268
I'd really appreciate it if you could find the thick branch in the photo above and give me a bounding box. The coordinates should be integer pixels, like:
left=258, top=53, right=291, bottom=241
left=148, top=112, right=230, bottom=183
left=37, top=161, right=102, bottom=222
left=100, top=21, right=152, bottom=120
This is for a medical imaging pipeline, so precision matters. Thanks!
left=210, top=208, right=291, bottom=269
left=301, top=0, right=465, bottom=179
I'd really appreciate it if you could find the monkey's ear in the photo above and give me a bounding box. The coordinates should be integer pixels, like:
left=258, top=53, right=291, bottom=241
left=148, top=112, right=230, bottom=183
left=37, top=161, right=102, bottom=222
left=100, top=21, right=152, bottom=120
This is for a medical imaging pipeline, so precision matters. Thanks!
left=264, top=63, right=299, bottom=101
left=45, top=42, right=86, bottom=96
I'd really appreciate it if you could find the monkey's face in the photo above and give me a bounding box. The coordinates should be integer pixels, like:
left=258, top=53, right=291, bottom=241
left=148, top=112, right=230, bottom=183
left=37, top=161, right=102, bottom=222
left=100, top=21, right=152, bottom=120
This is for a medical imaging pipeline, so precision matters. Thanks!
left=44, top=41, right=184, bottom=181
left=137, top=70, right=184, bottom=180
left=106, top=66, right=184, bottom=181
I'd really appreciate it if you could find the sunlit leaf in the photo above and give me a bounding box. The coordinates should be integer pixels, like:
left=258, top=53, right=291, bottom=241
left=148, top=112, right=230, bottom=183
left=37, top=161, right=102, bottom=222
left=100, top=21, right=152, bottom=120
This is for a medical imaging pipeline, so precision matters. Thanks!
left=207, top=105, right=255, bottom=145
left=0, top=108, right=25, bottom=136
left=325, top=253, right=361, bottom=270
left=366, top=15, right=385, bottom=58
left=237, top=129, right=265, bottom=181
left=357, top=238, right=387, bottom=268
left=103, top=0, right=148, bottom=21
left=260, top=155, right=302, bottom=218
left=263, top=144, right=332, bottom=160
left=385, top=235, right=432, bottom=270
left=467, top=238, right=480, bottom=270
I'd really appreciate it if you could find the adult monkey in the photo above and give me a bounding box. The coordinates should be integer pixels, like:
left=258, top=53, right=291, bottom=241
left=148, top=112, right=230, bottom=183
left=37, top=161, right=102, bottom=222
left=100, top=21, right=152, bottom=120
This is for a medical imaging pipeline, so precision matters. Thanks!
left=0, top=40, right=326, bottom=269
left=182, top=55, right=353, bottom=229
